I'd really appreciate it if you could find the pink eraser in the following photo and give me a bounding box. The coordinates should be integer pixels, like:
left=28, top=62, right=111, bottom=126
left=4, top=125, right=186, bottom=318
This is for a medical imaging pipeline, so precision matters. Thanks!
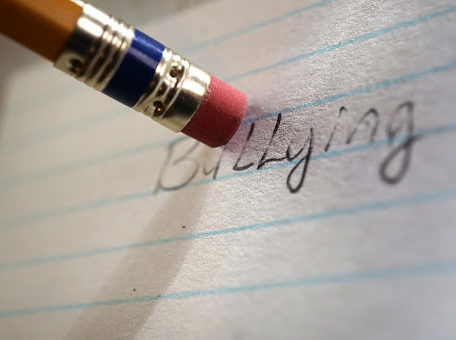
left=182, top=76, right=247, bottom=147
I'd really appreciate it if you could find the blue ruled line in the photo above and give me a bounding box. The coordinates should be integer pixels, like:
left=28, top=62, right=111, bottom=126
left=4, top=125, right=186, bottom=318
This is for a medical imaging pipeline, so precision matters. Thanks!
left=0, top=120, right=455, bottom=231
left=3, top=108, right=128, bottom=150
left=0, top=137, right=184, bottom=191
left=180, top=0, right=335, bottom=54
left=189, top=121, right=456, bottom=187
left=225, top=6, right=456, bottom=82
left=1, top=62, right=455, bottom=192
left=0, top=62, right=456, bottom=230
left=1, top=168, right=456, bottom=274
left=2, top=0, right=334, bottom=129
left=1, top=257, right=456, bottom=318
left=0, top=60, right=455, bottom=194
left=3, top=5, right=455, bottom=150
left=242, top=62, right=456, bottom=124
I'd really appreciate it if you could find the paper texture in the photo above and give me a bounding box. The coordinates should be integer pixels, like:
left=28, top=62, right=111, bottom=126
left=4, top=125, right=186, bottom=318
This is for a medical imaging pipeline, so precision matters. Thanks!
left=1, top=0, right=456, bottom=338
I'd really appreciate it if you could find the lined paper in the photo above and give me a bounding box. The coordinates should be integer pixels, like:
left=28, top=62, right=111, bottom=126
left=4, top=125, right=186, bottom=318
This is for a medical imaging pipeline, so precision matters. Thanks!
left=1, top=0, right=456, bottom=338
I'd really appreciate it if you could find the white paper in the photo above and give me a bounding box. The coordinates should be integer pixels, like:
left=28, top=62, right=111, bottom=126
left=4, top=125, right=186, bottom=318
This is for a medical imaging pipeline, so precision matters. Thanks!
left=1, top=0, right=456, bottom=338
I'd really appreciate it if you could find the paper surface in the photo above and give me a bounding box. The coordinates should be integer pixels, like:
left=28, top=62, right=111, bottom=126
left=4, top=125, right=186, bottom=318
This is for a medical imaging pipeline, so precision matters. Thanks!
left=1, top=0, right=456, bottom=338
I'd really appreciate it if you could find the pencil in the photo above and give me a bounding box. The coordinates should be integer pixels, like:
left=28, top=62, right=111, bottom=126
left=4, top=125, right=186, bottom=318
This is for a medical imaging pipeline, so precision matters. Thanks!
left=0, top=0, right=248, bottom=147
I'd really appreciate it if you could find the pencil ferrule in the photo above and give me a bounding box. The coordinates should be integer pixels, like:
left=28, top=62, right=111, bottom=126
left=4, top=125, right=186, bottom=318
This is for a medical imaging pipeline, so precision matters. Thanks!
left=54, top=3, right=210, bottom=132
left=133, top=48, right=210, bottom=132
left=54, top=4, right=134, bottom=91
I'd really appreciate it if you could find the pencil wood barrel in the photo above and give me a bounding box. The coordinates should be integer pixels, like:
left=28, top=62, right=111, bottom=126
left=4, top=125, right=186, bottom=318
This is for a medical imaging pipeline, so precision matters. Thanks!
left=0, top=0, right=83, bottom=61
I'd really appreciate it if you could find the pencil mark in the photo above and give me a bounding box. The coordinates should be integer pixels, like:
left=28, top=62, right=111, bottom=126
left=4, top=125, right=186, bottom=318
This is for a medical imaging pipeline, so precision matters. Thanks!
left=233, top=123, right=256, bottom=171
left=325, top=106, right=347, bottom=152
left=203, top=148, right=225, bottom=180
left=287, top=128, right=314, bottom=193
left=346, top=108, right=379, bottom=144
left=155, top=139, right=200, bottom=191
left=379, top=101, right=417, bottom=184
left=257, top=114, right=287, bottom=169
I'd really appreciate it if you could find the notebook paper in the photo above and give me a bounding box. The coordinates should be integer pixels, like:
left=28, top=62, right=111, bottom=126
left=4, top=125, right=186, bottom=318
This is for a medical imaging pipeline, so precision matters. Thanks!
left=1, top=0, right=456, bottom=338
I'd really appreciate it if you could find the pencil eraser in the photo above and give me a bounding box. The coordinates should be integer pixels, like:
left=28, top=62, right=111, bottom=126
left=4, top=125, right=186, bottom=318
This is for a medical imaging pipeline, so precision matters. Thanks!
left=182, top=76, right=247, bottom=147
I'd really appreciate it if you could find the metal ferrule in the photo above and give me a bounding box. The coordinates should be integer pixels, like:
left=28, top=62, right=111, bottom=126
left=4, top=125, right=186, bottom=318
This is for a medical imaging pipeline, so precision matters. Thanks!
left=54, top=3, right=134, bottom=91
left=54, top=3, right=210, bottom=132
left=133, top=48, right=210, bottom=132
